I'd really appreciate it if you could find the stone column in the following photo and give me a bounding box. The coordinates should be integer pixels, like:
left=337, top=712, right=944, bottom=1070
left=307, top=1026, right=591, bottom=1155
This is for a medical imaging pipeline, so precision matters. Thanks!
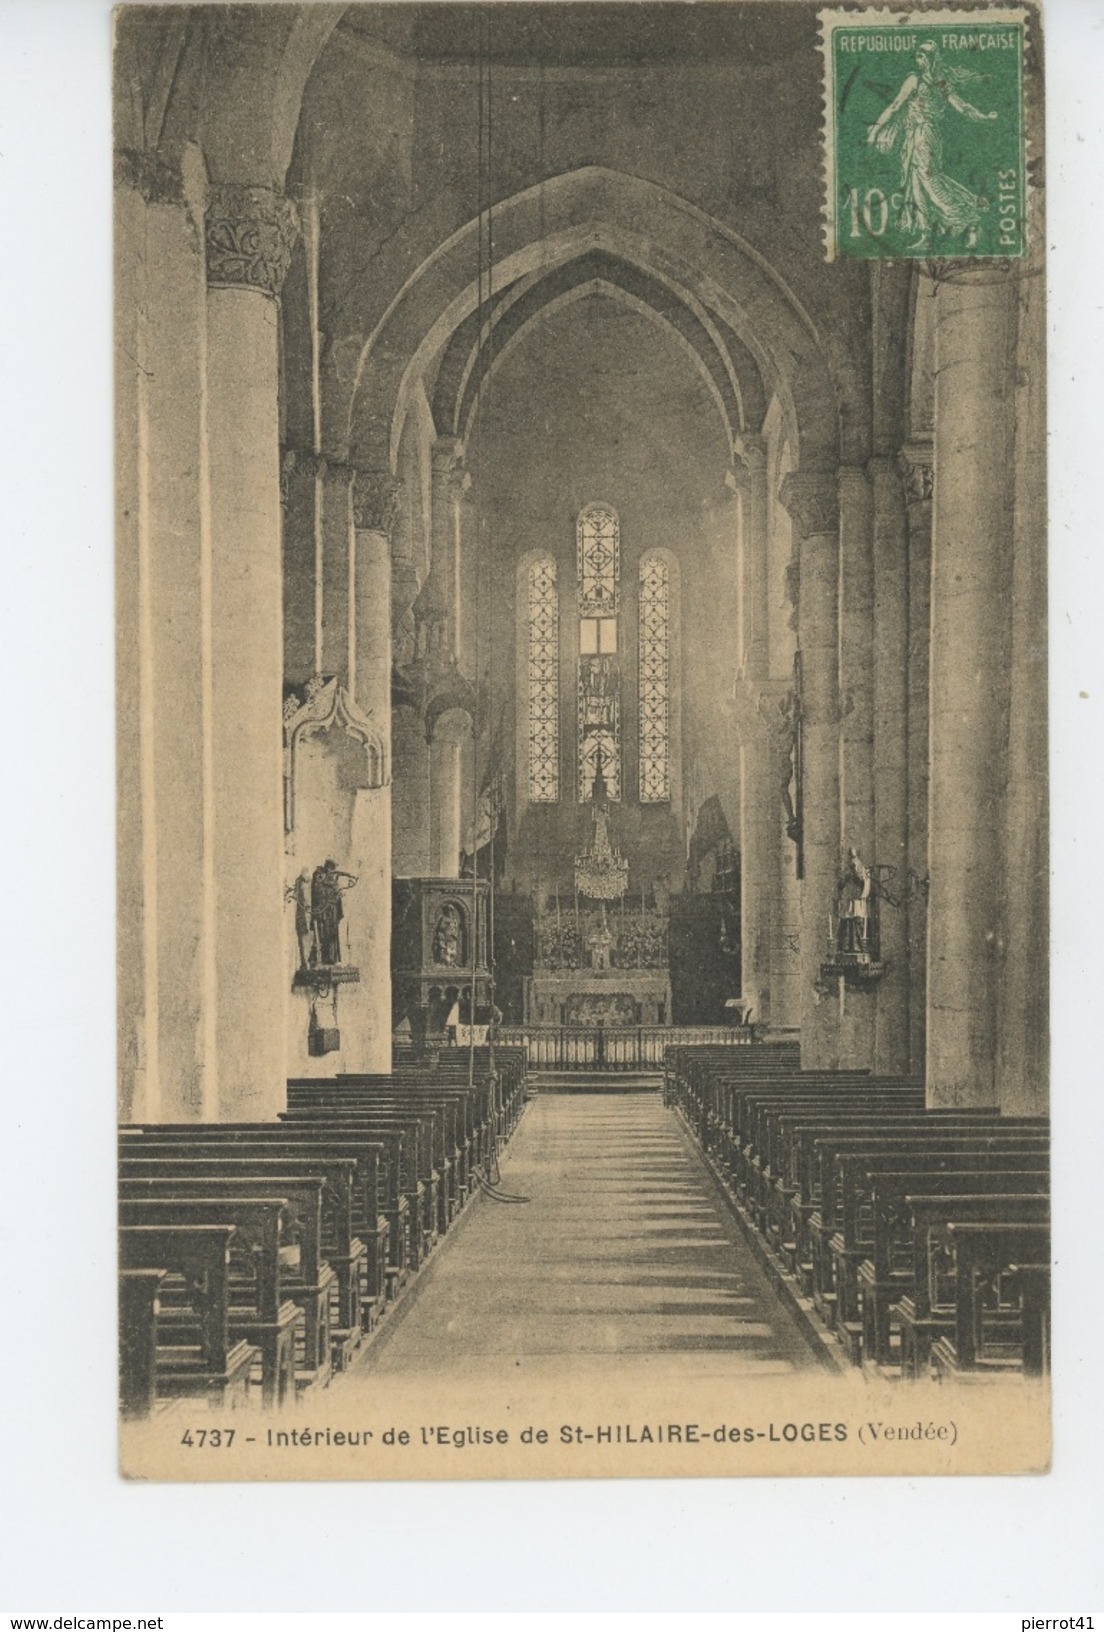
left=837, top=466, right=876, bottom=1069
left=997, top=249, right=1048, bottom=1117
left=926, top=270, right=1018, bottom=1107
left=428, top=436, right=462, bottom=660
left=449, top=461, right=472, bottom=668
left=429, top=708, right=471, bottom=876
left=320, top=459, right=354, bottom=683
left=732, top=435, right=773, bottom=1020
left=780, top=472, right=842, bottom=1069
left=869, top=455, right=912, bottom=1075
left=392, top=708, right=432, bottom=874
left=347, top=470, right=402, bottom=1072
left=899, top=441, right=933, bottom=1077
left=116, top=148, right=213, bottom=1124
left=762, top=682, right=803, bottom=1031
left=281, top=447, right=323, bottom=684
left=205, top=183, right=298, bottom=1120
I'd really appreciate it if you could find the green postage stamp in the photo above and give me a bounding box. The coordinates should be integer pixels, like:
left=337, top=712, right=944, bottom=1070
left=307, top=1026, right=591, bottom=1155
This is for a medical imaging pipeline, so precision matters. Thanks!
left=819, top=6, right=1028, bottom=261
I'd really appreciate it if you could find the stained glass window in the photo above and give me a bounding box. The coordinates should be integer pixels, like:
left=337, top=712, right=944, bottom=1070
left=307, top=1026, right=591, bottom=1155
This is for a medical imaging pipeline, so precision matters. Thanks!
left=577, top=506, right=621, bottom=800
left=577, top=505, right=620, bottom=613
left=639, top=554, right=670, bottom=802
left=527, top=557, right=559, bottom=802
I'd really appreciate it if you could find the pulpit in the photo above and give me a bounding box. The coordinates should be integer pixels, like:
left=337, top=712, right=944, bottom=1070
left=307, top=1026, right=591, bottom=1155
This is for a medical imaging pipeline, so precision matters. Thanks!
left=392, top=877, right=491, bottom=1043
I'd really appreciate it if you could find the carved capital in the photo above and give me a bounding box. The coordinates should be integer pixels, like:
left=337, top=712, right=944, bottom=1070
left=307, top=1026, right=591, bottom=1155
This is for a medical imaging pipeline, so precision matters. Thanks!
left=732, top=432, right=768, bottom=479
left=779, top=471, right=840, bottom=539
left=205, top=184, right=299, bottom=297
left=353, top=471, right=403, bottom=535
left=448, top=464, right=472, bottom=504
left=115, top=148, right=185, bottom=207
left=281, top=446, right=326, bottom=503
left=431, top=436, right=463, bottom=478
left=897, top=440, right=934, bottom=505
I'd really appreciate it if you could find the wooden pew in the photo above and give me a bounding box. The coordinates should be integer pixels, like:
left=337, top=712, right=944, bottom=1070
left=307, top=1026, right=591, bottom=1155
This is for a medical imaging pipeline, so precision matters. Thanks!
left=810, top=1134, right=1048, bottom=1342
left=120, top=1196, right=301, bottom=1407
left=313, top=1074, right=501, bottom=1196
left=119, top=1174, right=335, bottom=1376
left=1011, top=1262, right=1051, bottom=1377
left=119, top=1143, right=375, bottom=1333
left=119, top=1268, right=165, bottom=1420
left=120, top=1223, right=257, bottom=1408
left=288, top=1085, right=473, bottom=1230
left=930, top=1220, right=1051, bottom=1376
left=771, top=1109, right=1013, bottom=1274
left=858, top=1181, right=1049, bottom=1368
left=276, top=1108, right=438, bottom=1268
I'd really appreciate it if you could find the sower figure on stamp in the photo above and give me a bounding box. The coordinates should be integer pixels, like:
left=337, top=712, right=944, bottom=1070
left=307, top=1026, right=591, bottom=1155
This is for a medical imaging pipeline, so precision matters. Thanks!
left=311, top=860, right=358, bottom=966
left=867, top=41, right=997, bottom=250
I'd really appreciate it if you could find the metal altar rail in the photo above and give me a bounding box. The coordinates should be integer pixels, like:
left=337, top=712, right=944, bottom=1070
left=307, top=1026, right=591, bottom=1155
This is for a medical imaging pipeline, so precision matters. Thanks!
left=498, top=1024, right=754, bottom=1070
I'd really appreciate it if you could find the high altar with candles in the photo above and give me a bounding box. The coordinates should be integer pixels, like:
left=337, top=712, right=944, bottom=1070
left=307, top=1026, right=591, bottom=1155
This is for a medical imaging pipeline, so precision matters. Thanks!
left=524, top=752, right=672, bottom=1025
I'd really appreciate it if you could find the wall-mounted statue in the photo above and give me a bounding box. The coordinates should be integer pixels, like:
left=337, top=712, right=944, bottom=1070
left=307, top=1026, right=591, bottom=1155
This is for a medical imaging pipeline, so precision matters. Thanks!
left=311, top=860, right=358, bottom=966
left=835, top=847, right=872, bottom=959
left=287, top=868, right=313, bottom=971
left=432, top=902, right=464, bottom=968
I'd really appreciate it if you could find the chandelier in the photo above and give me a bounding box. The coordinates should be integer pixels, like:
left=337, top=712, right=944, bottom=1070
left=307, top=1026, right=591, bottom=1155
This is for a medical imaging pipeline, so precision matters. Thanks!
left=574, top=749, right=629, bottom=901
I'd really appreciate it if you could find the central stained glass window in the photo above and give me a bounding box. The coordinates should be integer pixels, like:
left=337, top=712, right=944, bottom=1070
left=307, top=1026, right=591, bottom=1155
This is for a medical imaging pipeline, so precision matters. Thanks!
left=527, top=556, right=559, bottom=802
left=577, top=505, right=621, bottom=800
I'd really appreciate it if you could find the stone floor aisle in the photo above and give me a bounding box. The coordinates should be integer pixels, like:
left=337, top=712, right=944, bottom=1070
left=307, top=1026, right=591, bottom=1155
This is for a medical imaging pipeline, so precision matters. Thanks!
left=348, top=1090, right=824, bottom=1384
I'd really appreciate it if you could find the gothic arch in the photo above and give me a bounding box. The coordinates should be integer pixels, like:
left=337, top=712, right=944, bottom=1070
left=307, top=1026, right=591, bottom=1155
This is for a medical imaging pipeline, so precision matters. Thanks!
left=432, top=251, right=757, bottom=451
left=341, top=167, right=844, bottom=478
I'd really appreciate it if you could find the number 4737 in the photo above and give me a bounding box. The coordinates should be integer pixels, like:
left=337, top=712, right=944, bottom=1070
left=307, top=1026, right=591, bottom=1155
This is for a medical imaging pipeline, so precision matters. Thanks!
left=847, top=186, right=894, bottom=238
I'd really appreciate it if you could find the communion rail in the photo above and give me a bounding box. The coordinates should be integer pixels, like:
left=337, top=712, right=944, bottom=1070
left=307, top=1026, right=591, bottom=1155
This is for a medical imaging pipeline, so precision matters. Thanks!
left=498, top=1023, right=756, bottom=1070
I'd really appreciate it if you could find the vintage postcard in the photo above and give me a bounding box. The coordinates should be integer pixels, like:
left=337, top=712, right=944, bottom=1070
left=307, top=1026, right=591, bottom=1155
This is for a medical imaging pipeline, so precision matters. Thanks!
left=115, top=0, right=1049, bottom=1482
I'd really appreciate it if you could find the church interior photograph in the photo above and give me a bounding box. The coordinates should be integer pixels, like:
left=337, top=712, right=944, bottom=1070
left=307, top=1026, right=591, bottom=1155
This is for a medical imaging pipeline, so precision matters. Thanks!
left=114, top=0, right=1050, bottom=1441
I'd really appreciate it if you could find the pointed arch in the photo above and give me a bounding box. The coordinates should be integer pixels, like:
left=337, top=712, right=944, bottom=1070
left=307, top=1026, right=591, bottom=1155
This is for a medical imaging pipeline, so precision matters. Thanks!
left=342, top=167, right=844, bottom=476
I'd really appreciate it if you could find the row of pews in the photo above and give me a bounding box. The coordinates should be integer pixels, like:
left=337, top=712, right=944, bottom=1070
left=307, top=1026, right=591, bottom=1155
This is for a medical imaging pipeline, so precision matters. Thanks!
left=665, top=1042, right=1050, bottom=1380
left=118, top=1047, right=528, bottom=1418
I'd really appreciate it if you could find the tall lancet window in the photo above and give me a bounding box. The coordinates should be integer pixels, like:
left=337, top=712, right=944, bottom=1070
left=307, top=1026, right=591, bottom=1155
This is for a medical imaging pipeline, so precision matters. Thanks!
left=577, top=504, right=621, bottom=801
left=527, top=556, right=560, bottom=802
left=638, top=553, right=671, bottom=802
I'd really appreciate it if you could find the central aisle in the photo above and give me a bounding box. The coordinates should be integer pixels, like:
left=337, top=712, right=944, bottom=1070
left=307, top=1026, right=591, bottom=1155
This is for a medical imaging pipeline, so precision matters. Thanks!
left=351, top=1091, right=824, bottom=1382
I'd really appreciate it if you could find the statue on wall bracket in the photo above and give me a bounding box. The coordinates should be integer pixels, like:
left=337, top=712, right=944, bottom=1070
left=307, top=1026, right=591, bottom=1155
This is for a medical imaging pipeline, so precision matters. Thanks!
left=287, top=859, right=361, bottom=993
left=820, top=847, right=886, bottom=988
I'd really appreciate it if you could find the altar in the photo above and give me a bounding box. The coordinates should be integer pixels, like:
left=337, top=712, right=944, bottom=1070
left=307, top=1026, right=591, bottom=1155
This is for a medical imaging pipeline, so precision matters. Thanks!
left=524, top=968, right=672, bottom=1027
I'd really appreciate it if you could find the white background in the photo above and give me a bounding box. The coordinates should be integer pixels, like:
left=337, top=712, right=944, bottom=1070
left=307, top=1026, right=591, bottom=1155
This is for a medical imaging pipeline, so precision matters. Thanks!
left=0, top=0, right=1101, bottom=1612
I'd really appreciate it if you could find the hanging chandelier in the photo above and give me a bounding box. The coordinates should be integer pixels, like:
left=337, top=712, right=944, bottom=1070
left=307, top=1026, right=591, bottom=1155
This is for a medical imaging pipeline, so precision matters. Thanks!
left=574, top=748, right=629, bottom=901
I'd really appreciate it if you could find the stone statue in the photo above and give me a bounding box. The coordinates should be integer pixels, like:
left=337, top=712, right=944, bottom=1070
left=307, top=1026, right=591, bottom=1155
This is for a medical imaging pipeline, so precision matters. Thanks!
left=835, top=848, right=871, bottom=959
left=310, top=860, right=357, bottom=966
left=286, top=868, right=314, bottom=970
left=433, top=903, right=463, bottom=968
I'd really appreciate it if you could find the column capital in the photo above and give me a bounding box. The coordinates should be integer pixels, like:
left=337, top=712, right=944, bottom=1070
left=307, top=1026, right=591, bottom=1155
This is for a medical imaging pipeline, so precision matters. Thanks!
left=779, top=471, right=840, bottom=539
left=447, top=463, right=472, bottom=504
left=431, top=435, right=464, bottom=474
left=897, top=440, right=934, bottom=505
left=732, top=431, right=769, bottom=478
left=115, top=147, right=185, bottom=207
left=205, top=184, right=299, bottom=298
left=281, top=446, right=326, bottom=492
left=352, top=470, right=404, bottom=536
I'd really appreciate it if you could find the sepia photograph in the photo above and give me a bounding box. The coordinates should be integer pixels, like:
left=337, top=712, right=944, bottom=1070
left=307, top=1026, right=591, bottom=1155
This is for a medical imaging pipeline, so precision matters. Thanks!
left=113, top=0, right=1053, bottom=1483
